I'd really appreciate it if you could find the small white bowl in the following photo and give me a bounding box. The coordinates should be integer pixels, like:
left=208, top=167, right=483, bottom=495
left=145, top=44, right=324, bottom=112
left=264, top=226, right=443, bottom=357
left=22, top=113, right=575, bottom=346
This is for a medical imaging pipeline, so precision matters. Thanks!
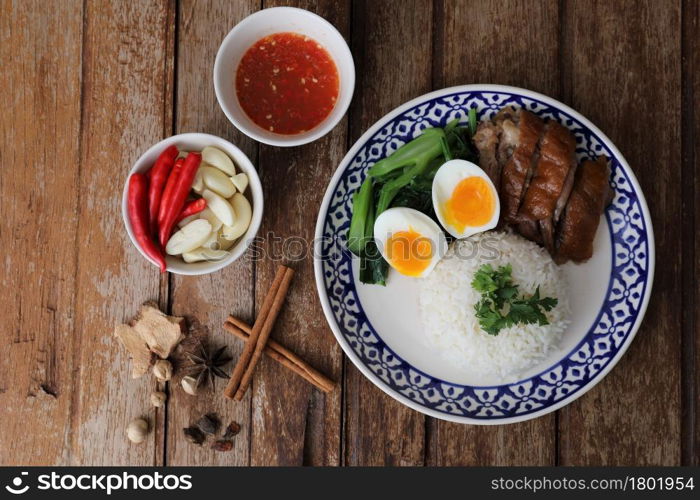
left=122, top=133, right=263, bottom=276
left=213, top=7, right=355, bottom=147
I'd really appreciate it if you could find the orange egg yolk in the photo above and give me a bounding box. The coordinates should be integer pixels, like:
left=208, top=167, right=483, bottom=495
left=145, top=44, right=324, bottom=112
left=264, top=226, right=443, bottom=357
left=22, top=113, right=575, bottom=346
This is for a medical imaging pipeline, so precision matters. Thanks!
left=385, top=228, right=433, bottom=277
left=443, top=176, right=495, bottom=232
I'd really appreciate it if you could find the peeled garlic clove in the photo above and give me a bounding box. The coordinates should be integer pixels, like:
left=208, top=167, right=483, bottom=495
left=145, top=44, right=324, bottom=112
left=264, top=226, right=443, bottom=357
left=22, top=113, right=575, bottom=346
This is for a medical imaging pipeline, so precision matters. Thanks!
left=182, top=247, right=230, bottom=263
left=177, top=212, right=200, bottom=228
left=202, top=146, right=235, bottom=176
left=199, top=207, right=223, bottom=232
left=191, top=168, right=204, bottom=194
left=181, top=375, right=198, bottom=396
left=165, top=219, right=212, bottom=255
left=202, top=189, right=236, bottom=227
left=217, top=229, right=236, bottom=250
left=229, top=173, right=248, bottom=193
left=221, top=193, right=252, bottom=242
left=200, top=230, right=220, bottom=250
left=201, top=166, right=236, bottom=198
left=127, top=418, right=149, bottom=444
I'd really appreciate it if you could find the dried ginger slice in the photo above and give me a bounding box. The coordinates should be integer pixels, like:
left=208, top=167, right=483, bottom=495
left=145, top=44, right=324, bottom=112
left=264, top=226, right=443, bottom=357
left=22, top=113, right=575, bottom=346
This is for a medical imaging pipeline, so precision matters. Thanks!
left=114, top=324, right=153, bottom=378
left=131, top=304, right=185, bottom=359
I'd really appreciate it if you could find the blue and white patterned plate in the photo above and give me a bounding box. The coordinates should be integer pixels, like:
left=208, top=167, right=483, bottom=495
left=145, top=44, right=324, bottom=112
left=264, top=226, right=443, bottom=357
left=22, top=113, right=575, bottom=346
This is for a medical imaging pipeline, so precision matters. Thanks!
left=313, top=85, right=654, bottom=424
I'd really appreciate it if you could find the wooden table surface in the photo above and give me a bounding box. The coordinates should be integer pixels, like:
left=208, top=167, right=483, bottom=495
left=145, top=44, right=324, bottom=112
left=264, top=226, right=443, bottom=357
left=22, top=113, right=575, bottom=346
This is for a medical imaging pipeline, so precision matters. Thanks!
left=1, top=0, right=697, bottom=466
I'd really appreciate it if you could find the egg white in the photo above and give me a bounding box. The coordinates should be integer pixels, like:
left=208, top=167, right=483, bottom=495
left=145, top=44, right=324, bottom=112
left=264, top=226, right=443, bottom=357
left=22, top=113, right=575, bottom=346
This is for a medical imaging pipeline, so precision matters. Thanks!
left=373, top=207, right=447, bottom=278
left=431, top=159, right=500, bottom=239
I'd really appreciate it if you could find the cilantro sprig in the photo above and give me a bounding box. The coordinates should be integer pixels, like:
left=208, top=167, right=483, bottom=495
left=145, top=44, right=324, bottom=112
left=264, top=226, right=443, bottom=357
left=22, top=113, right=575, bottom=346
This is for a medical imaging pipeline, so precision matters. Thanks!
left=471, top=264, right=558, bottom=336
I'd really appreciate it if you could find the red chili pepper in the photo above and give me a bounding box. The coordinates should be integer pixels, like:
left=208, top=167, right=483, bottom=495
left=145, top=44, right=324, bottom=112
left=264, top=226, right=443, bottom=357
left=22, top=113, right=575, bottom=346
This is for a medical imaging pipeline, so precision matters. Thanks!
left=175, top=198, right=207, bottom=225
left=159, top=152, right=202, bottom=248
left=147, top=145, right=179, bottom=230
left=157, top=157, right=184, bottom=230
left=127, top=173, right=167, bottom=273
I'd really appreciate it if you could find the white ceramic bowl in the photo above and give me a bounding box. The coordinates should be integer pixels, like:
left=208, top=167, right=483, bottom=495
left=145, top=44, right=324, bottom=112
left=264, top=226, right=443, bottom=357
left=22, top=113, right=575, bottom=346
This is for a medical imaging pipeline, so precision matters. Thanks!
left=122, top=133, right=263, bottom=275
left=213, top=7, right=355, bottom=147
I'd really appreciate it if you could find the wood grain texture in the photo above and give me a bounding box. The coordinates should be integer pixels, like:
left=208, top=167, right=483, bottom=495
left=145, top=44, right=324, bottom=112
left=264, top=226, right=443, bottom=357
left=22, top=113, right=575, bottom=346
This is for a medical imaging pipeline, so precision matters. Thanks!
left=428, top=0, right=560, bottom=466
left=0, top=0, right=83, bottom=465
left=557, top=0, right=682, bottom=465
left=343, top=0, right=433, bottom=466
left=0, top=0, right=694, bottom=467
left=69, top=0, right=173, bottom=465
left=167, top=0, right=259, bottom=466
left=681, top=0, right=698, bottom=466
left=248, top=0, right=347, bottom=467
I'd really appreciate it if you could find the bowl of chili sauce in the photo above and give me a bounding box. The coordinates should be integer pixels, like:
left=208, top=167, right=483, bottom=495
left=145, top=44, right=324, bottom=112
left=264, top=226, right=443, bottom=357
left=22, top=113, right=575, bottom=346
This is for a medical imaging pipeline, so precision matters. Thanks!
left=214, top=7, right=355, bottom=147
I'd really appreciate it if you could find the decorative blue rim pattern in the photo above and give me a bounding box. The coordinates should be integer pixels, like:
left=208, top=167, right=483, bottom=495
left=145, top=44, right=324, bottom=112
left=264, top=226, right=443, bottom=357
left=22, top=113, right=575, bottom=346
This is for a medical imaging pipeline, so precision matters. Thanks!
left=314, top=85, right=655, bottom=424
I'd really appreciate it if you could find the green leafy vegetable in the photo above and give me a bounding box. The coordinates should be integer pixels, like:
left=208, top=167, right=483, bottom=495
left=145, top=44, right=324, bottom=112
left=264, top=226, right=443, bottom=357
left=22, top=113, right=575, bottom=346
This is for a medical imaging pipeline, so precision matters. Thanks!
left=347, top=177, right=374, bottom=256
left=468, top=107, right=478, bottom=138
left=346, top=116, right=477, bottom=285
left=471, top=264, right=558, bottom=336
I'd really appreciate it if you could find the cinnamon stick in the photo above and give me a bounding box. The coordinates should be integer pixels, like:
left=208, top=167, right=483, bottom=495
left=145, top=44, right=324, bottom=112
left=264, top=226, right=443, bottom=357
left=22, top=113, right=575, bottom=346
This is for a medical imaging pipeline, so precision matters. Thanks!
left=224, top=265, right=287, bottom=399
left=223, top=321, right=335, bottom=393
left=234, top=266, right=295, bottom=400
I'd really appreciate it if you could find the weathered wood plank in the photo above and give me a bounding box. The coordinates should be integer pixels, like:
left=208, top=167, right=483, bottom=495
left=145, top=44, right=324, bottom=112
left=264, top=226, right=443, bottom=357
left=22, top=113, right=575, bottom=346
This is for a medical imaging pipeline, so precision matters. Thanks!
left=167, top=0, right=259, bottom=466
left=558, top=0, right=682, bottom=465
left=0, top=0, right=83, bottom=466
left=70, top=0, right=173, bottom=465
left=684, top=0, right=700, bottom=467
left=248, top=0, right=348, bottom=466
left=343, top=0, right=433, bottom=466
left=429, top=0, right=560, bottom=465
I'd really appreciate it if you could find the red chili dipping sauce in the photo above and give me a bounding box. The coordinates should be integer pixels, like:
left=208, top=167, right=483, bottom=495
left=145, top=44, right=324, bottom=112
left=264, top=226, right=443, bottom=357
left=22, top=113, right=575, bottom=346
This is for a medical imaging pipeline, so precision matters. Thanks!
left=235, top=32, right=340, bottom=135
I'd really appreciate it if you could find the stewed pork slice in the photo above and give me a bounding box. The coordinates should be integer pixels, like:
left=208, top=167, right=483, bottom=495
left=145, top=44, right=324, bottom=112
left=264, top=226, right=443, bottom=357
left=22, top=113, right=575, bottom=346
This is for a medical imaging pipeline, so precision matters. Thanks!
left=500, top=110, right=545, bottom=223
left=516, top=120, right=576, bottom=223
left=473, top=106, right=519, bottom=194
left=555, top=156, right=611, bottom=264
left=472, top=120, right=500, bottom=188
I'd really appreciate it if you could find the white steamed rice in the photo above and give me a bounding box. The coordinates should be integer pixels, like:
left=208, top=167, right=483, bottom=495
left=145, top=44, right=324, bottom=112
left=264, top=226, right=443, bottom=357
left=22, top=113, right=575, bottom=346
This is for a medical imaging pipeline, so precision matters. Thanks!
left=419, top=230, right=570, bottom=379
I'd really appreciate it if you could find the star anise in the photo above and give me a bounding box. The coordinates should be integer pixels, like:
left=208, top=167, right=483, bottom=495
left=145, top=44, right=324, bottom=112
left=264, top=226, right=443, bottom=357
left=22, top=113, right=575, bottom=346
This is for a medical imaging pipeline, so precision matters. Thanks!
left=184, top=341, right=232, bottom=387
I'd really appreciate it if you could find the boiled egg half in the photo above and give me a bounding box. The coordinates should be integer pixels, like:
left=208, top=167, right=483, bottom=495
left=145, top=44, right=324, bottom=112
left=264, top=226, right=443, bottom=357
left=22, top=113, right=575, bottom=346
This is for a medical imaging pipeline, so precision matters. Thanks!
left=373, top=207, right=447, bottom=278
left=432, top=159, right=500, bottom=239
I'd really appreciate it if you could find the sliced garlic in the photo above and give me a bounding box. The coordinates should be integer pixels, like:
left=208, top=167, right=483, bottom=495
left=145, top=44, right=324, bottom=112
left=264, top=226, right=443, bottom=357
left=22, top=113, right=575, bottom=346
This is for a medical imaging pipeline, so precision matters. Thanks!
left=217, top=229, right=236, bottom=250
left=200, top=166, right=236, bottom=198
left=202, top=189, right=236, bottom=227
left=191, top=168, right=204, bottom=194
left=177, top=212, right=200, bottom=228
left=198, top=207, right=223, bottom=232
left=165, top=219, right=212, bottom=255
left=182, top=247, right=230, bottom=263
left=220, top=193, right=252, bottom=242
left=202, top=146, right=235, bottom=176
left=229, top=173, right=248, bottom=193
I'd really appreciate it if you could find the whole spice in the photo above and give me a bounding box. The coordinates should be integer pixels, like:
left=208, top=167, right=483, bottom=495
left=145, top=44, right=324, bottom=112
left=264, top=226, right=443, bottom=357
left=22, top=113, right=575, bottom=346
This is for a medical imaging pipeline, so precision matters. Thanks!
left=184, top=342, right=232, bottom=388
left=148, top=144, right=179, bottom=230
left=228, top=266, right=295, bottom=401
left=152, top=359, right=173, bottom=381
left=211, top=439, right=233, bottom=452
left=224, top=318, right=335, bottom=393
left=150, top=390, right=167, bottom=407
left=183, top=426, right=206, bottom=445
left=181, top=375, right=198, bottom=396
left=197, top=413, right=221, bottom=435
left=223, top=421, right=241, bottom=439
left=127, top=173, right=166, bottom=272
left=159, top=152, right=203, bottom=248
left=126, top=418, right=149, bottom=444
